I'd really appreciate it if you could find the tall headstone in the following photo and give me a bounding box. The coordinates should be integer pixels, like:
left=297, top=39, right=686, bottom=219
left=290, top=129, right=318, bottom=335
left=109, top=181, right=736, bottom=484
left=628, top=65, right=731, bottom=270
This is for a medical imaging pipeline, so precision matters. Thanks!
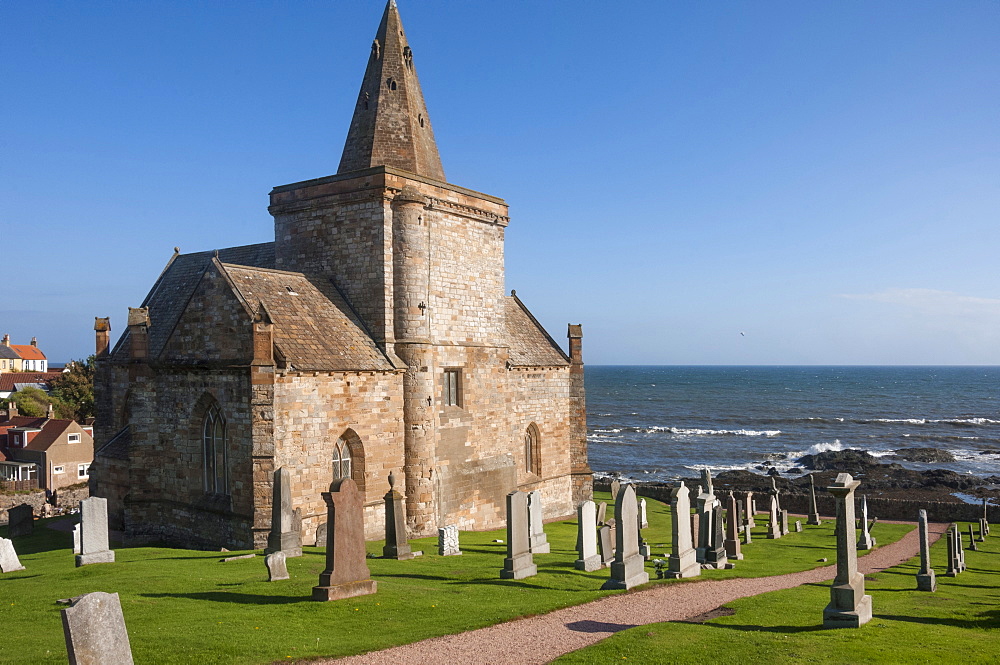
left=0, top=537, right=25, bottom=573
left=312, top=478, right=377, bottom=601
left=981, top=498, right=990, bottom=536
left=780, top=509, right=790, bottom=536
left=724, top=492, right=743, bottom=561
left=856, top=496, right=876, bottom=550
left=438, top=525, right=462, bottom=556
left=966, top=523, right=978, bottom=551
left=265, top=467, right=303, bottom=558
left=767, top=494, right=782, bottom=539
left=265, top=551, right=289, bottom=581
left=957, top=523, right=967, bottom=571
left=76, top=498, right=115, bottom=566
left=596, top=501, right=608, bottom=526
left=6, top=504, right=33, bottom=538
left=383, top=471, right=421, bottom=559
left=500, top=491, right=537, bottom=579
left=823, top=473, right=872, bottom=629
left=575, top=500, right=601, bottom=571
left=601, top=484, right=649, bottom=590
left=639, top=498, right=649, bottom=529
left=695, top=470, right=718, bottom=562
left=807, top=474, right=822, bottom=525
left=72, top=523, right=82, bottom=554
left=527, top=490, right=550, bottom=554
left=667, top=481, right=700, bottom=579
left=610, top=479, right=622, bottom=503
left=61, top=592, right=134, bottom=665
left=915, top=509, right=936, bottom=591
left=945, top=523, right=960, bottom=576
left=745, top=492, right=756, bottom=529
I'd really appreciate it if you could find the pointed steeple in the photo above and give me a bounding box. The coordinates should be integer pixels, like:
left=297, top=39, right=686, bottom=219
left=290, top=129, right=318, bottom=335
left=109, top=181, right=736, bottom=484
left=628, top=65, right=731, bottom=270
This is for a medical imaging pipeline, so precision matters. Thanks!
left=338, top=1, right=445, bottom=181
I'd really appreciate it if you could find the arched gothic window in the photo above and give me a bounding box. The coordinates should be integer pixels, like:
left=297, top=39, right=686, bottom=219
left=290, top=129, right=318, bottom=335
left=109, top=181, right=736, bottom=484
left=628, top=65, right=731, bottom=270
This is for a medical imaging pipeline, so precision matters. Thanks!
left=525, top=423, right=541, bottom=476
left=333, top=437, right=352, bottom=480
left=203, top=403, right=228, bottom=495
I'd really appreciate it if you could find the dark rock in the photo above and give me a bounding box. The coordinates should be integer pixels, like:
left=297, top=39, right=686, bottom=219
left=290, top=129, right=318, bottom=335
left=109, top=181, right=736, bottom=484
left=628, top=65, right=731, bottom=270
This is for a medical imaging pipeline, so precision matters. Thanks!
left=797, top=449, right=881, bottom=471
left=766, top=468, right=780, bottom=476
left=786, top=467, right=803, bottom=475
left=920, top=468, right=980, bottom=491
left=890, top=447, right=955, bottom=463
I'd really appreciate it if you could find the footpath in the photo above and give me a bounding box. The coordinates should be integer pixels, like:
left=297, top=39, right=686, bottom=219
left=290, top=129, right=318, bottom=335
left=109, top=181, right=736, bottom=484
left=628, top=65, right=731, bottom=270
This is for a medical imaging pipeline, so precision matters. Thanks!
left=319, top=520, right=945, bottom=665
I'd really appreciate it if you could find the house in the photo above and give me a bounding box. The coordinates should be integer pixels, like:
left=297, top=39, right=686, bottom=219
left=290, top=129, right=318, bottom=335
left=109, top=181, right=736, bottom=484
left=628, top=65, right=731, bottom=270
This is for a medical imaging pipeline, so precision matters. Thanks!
left=0, top=372, right=64, bottom=400
left=0, top=335, right=48, bottom=372
left=0, top=408, right=95, bottom=490
left=90, top=1, right=591, bottom=550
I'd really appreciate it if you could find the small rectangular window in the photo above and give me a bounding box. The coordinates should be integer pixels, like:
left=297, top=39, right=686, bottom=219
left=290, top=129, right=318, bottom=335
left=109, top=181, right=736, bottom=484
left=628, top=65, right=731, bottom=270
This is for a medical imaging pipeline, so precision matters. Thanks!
left=68, top=433, right=81, bottom=444
left=443, top=369, right=462, bottom=407
left=53, top=465, right=65, bottom=474
left=78, top=463, right=91, bottom=478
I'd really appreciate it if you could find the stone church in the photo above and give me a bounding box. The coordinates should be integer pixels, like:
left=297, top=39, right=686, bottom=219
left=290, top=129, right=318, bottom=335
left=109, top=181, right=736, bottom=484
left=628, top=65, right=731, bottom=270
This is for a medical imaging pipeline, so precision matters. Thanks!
left=91, top=0, right=591, bottom=549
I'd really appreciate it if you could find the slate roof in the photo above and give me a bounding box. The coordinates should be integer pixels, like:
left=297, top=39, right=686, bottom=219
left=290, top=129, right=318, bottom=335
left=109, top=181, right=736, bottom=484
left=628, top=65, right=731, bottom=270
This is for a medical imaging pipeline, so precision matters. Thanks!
left=11, top=345, right=46, bottom=360
left=111, top=243, right=275, bottom=360
left=0, top=373, right=61, bottom=393
left=221, top=264, right=396, bottom=372
left=96, top=426, right=131, bottom=460
left=505, top=296, right=570, bottom=367
left=0, top=346, right=19, bottom=360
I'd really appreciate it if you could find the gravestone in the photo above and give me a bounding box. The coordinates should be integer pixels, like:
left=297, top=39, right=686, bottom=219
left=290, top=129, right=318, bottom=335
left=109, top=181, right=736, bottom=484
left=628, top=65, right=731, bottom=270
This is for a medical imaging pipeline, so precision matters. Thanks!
left=807, top=473, right=822, bottom=525
left=597, top=524, right=614, bottom=567
left=956, top=523, right=967, bottom=571
left=438, top=525, right=462, bottom=556
left=0, top=537, right=25, bottom=573
left=856, top=496, right=876, bottom=550
left=981, top=498, right=990, bottom=536
left=823, top=473, right=872, bottom=628
left=705, top=504, right=730, bottom=569
left=601, top=484, right=649, bottom=590
left=724, top=492, right=743, bottom=561
left=265, top=467, right=302, bottom=558
left=667, top=481, right=700, bottom=579
left=312, top=478, right=377, bottom=601
left=265, top=551, right=289, bottom=581
left=607, top=518, right=617, bottom=555
left=745, top=492, right=756, bottom=529
left=61, top=592, right=134, bottom=665
left=695, top=470, right=718, bottom=563
left=975, top=520, right=985, bottom=543
left=639, top=498, right=649, bottom=529
left=637, top=507, right=651, bottom=561
left=574, top=500, right=601, bottom=571
left=945, top=523, right=960, bottom=576
left=780, top=509, right=790, bottom=536
left=527, top=490, right=550, bottom=554
left=500, top=490, right=537, bottom=579
left=766, top=494, right=782, bottom=539
left=6, top=504, right=33, bottom=538
left=915, top=509, right=936, bottom=591
left=314, top=521, right=327, bottom=548
left=967, top=523, right=978, bottom=551
left=742, top=517, right=752, bottom=545
left=72, top=523, right=82, bottom=554
left=795, top=520, right=803, bottom=533
left=76, top=497, right=115, bottom=566
left=383, top=471, right=421, bottom=559
left=610, top=479, right=621, bottom=503
left=596, top=502, right=607, bottom=526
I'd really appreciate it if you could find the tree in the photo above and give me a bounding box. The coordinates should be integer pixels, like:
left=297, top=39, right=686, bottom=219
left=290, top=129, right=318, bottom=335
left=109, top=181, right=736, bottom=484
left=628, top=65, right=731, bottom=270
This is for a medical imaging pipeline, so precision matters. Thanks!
left=3, top=386, right=73, bottom=419
left=49, top=355, right=96, bottom=422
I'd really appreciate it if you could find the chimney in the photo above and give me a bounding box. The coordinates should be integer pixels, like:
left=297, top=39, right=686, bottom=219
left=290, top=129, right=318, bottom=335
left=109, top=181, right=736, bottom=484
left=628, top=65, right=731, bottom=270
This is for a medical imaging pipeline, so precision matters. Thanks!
left=30, top=337, right=38, bottom=347
left=127, top=307, right=151, bottom=361
left=94, top=317, right=111, bottom=358
left=567, top=324, right=583, bottom=365
left=46, top=403, right=54, bottom=419
left=7, top=402, right=17, bottom=418
left=1, top=334, right=8, bottom=347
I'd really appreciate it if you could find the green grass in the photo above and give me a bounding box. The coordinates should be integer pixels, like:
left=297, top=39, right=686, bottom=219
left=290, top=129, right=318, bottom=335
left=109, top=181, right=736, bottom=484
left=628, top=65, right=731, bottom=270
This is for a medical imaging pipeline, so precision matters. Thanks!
left=555, top=522, right=1000, bottom=665
left=0, top=493, right=911, bottom=664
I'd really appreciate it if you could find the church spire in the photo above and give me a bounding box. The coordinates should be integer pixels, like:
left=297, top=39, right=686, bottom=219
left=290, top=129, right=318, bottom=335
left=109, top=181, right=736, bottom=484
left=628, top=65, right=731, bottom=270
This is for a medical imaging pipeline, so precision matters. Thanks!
left=338, top=0, right=445, bottom=181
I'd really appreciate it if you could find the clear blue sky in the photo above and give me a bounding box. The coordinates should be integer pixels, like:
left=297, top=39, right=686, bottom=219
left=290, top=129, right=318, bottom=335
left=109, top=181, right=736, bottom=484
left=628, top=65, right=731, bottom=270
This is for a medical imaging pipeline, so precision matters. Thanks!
left=3, top=1, right=998, bottom=365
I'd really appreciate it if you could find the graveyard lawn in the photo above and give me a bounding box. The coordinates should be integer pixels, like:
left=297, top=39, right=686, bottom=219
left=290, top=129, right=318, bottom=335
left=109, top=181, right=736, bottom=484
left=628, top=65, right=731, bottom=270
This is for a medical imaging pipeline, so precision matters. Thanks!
left=0, top=492, right=911, bottom=665
left=554, top=521, right=999, bottom=665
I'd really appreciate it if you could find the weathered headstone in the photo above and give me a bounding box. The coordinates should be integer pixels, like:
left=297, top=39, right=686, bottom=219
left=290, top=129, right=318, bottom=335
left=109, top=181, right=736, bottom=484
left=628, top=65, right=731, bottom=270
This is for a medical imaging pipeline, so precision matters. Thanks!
left=724, top=492, right=743, bottom=561
left=638, top=497, right=649, bottom=529
left=265, top=467, right=302, bottom=559
left=767, top=494, right=782, bottom=539
left=596, top=501, right=608, bottom=526
left=967, top=523, right=978, bottom=551
left=957, top=523, right=967, bottom=571
left=667, top=481, right=700, bottom=579
left=0, top=537, right=25, bottom=573
left=575, top=500, right=601, bottom=571
left=607, top=518, right=617, bottom=555
left=610, top=479, right=622, bottom=503
left=314, top=521, right=328, bottom=548
left=807, top=473, right=822, bottom=525
left=981, top=498, right=990, bottom=536
left=780, top=509, right=790, bottom=536
left=312, top=478, right=377, bottom=601
left=500, top=490, right=537, bottom=579
left=61, top=592, right=134, bottom=665
left=438, top=525, right=462, bottom=556
left=265, top=551, right=289, bottom=581
left=597, top=524, right=614, bottom=567
left=6, top=504, right=33, bottom=538
left=856, top=496, right=876, bottom=550
left=76, top=497, right=115, bottom=566
left=915, top=509, right=936, bottom=591
left=383, top=471, right=421, bottom=560
left=945, top=523, right=960, bottom=576
left=975, top=520, right=985, bottom=543
left=745, top=492, right=756, bottom=529
left=527, top=490, right=550, bottom=554
left=823, top=473, right=872, bottom=628
left=72, top=523, right=82, bottom=554
left=795, top=519, right=803, bottom=533
left=601, top=484, right=649, bottom=590
left=696, top=470, right=719, bottom=563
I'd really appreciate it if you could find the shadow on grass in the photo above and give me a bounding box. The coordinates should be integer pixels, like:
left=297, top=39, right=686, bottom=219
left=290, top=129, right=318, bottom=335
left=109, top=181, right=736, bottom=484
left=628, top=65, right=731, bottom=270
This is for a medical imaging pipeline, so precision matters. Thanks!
left=455, top=578, right=563, bottom=590
left=879, top=611, right=1000, bottom=629
left=140, top=591, right=310, bottom=605
left=375, top=572, right=453, bottom=582
left=565, top=620, right=638, bottom=633
left=684, top=621, right=826, bottom=634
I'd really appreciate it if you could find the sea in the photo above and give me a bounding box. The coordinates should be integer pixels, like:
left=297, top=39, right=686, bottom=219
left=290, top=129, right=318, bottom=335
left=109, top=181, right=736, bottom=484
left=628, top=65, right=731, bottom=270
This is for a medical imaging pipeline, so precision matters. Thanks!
left=586, top=366, right=1000, bottom=485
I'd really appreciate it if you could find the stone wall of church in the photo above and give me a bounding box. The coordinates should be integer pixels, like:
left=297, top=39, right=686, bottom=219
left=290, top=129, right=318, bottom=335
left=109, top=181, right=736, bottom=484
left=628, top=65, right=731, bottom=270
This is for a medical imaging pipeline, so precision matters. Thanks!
left=272, top=370, right=404, bottom=543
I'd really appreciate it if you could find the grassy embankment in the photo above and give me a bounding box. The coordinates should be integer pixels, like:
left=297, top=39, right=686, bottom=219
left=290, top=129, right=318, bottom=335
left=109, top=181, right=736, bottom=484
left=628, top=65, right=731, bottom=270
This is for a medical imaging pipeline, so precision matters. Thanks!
left=555, top=521, right=1000, bottom=664
left=0, top=491, right=912, bottom=664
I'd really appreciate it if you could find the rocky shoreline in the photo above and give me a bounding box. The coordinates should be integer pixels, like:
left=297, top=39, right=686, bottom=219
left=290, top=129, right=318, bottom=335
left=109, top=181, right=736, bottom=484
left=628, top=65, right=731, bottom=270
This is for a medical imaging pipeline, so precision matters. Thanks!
left=598, top=447, right=1000, bottom=505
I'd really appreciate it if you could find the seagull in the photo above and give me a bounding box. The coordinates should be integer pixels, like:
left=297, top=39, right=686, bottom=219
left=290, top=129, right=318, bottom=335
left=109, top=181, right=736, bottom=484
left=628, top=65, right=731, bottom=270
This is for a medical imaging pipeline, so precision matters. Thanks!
left=740, top=331, right=746, bottom=337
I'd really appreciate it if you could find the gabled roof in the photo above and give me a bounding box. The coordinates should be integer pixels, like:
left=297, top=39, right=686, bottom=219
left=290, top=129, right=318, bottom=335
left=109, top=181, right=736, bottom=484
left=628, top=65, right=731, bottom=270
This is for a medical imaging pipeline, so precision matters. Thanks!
left=10, top=345, right=45, bottom=361
left=0, top=373, right=62, bottom=393
left=221, top=264, right=396, bottom=372
left=504, top=295, right=571, bottom=368
left=110, top=243, right=275, bottom=360
left=21, top=419, right=86, bottom=452
left=0, top=346, right=19, bottom=360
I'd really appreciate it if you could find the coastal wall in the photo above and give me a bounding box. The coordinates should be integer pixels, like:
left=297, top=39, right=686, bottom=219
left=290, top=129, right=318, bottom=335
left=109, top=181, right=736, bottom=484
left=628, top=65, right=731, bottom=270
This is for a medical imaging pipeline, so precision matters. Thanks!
left=594, top=480, right=1000, bottom=524
left=0, top=484, right=90, bottom=524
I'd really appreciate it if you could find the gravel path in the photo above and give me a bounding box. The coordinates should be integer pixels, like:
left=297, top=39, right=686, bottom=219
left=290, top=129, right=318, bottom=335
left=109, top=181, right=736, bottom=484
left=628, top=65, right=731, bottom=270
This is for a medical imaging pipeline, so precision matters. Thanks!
left=319, top=520, right=944, bottom=665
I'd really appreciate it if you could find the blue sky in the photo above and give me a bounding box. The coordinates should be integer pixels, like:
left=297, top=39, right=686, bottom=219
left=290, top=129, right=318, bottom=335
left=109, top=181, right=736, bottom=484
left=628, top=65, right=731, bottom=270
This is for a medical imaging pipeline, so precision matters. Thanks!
left=2, top=1, right=998, bottom=365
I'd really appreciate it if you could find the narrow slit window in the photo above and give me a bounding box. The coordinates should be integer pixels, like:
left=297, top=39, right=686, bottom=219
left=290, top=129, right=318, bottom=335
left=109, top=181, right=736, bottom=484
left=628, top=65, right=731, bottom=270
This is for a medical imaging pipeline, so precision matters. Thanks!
left=443, top=369, right=462, bottom=407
